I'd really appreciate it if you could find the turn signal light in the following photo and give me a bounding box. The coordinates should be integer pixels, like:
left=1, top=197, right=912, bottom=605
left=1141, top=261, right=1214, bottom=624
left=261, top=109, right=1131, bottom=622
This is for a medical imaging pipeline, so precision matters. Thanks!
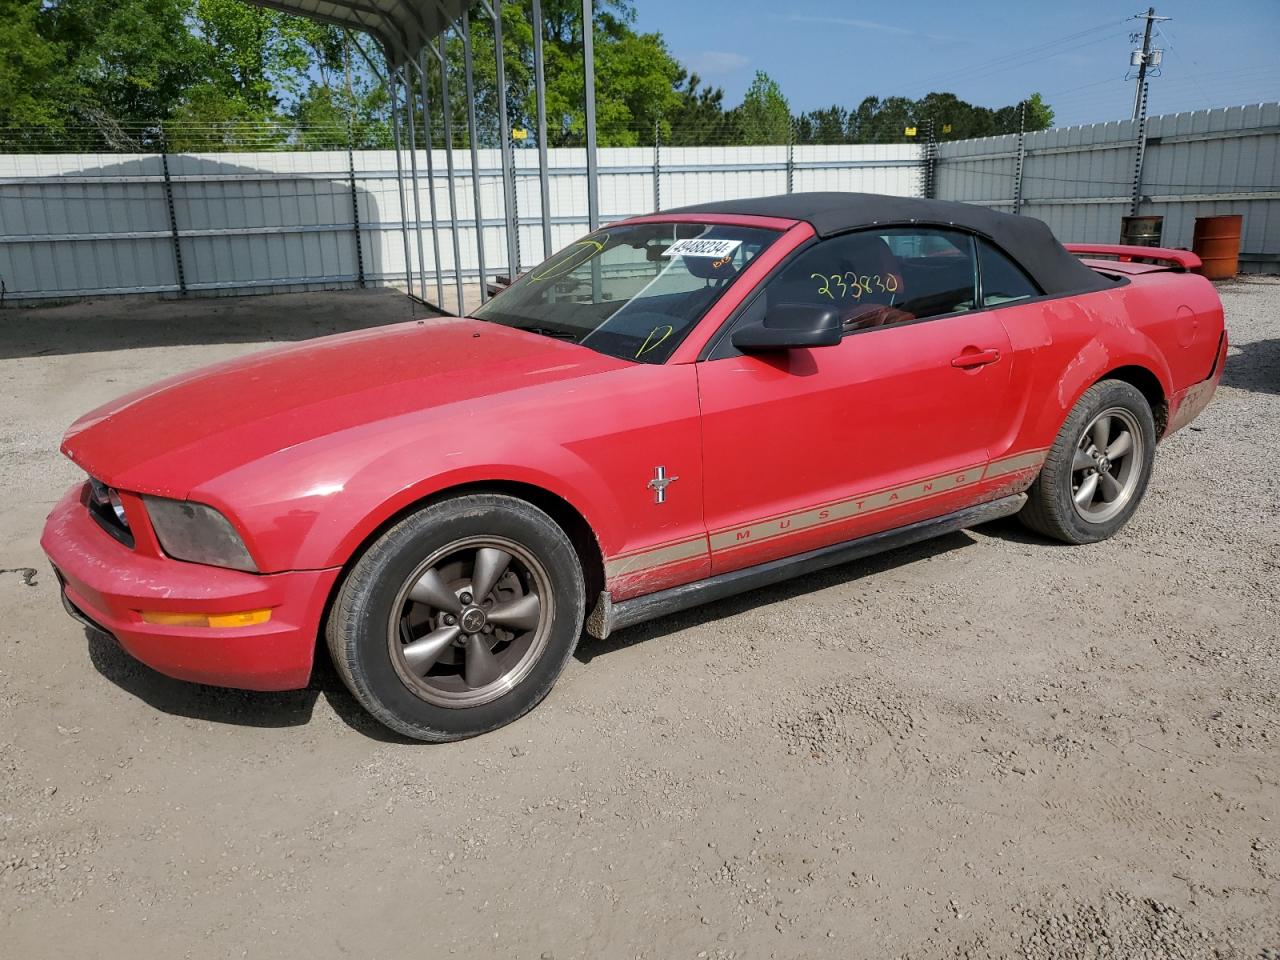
left=140, top=609, right=272, bottom=628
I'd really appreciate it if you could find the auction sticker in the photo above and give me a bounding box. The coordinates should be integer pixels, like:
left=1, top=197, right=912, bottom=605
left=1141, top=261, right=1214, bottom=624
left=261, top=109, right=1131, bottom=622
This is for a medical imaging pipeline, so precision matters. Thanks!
left=662, top=238, right=742, bottom=258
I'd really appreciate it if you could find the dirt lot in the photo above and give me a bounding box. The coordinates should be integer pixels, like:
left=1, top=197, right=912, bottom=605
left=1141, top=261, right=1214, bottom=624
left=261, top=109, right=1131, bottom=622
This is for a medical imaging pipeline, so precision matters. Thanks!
left=2, top=281, right=1277, bottom=959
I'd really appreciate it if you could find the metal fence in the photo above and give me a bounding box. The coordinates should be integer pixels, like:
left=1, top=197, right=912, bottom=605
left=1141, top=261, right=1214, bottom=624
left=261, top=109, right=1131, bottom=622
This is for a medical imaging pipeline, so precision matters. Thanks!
left=1, top=101, right=1276, bottom=304
left=935, top=101, right=1279, bottom=273
left=0, top=144, right=920, bottom=304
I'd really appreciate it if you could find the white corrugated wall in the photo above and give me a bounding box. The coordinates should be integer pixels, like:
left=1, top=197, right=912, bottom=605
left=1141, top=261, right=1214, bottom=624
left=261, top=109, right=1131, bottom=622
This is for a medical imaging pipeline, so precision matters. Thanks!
left=1, top=102, right=1276, bottom=302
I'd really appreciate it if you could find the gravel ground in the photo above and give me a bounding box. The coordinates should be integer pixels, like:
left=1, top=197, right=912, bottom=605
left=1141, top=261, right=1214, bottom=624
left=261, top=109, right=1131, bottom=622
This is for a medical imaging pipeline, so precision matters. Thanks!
left=1, top=280, right=1277, bottom=959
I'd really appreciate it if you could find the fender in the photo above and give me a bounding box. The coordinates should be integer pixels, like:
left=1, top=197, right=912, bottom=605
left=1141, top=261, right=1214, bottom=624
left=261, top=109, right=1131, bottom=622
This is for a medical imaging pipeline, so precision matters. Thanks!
left=195, top=424, right=625, bottom=573
left=320, top=459, right=613, bottom=573
left=190, top=362, right=703, bottom=574
left=993, top=287, right=1175, bottom=458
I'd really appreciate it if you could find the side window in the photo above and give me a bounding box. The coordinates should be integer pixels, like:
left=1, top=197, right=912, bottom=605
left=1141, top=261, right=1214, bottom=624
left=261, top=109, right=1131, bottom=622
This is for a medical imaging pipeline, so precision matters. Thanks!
left=758, top=227, right=978, bottom=336
left=977, top=239, right=1041, bottom=306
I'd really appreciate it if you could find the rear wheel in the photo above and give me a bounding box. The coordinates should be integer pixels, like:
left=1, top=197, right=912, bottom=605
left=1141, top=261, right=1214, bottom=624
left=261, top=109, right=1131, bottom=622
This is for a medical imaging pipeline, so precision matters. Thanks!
left=1019, top=380, right=1156, bottom=544
left=327, top=494, right=585, bottom=741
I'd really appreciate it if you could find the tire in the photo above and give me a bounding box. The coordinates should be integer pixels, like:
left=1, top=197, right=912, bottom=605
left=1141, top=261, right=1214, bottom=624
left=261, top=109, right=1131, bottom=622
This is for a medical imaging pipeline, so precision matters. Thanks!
left=1019, top=380, right=1157, bottom=544
left=326, top=493, right=585, bottom=742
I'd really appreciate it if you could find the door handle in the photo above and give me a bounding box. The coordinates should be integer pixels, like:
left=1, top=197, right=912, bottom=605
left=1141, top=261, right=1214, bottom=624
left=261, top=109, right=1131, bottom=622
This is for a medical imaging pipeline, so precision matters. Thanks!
left=951, top=347, right=1002, bottom=368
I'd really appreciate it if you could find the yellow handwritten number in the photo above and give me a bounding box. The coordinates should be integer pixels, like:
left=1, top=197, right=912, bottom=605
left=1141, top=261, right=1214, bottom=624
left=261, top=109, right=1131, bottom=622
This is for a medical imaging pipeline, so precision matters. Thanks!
left=811, top=273, right=833, bottom=299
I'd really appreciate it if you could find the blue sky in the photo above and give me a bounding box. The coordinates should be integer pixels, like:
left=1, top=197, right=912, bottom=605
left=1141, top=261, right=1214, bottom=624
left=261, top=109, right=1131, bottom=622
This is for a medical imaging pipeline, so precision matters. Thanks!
left=633, top=0, right=1280, bottom=126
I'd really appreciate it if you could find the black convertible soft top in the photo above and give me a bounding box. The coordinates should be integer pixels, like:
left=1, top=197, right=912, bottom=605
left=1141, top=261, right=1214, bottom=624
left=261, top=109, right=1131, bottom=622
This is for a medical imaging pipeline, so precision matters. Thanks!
left=666, top=192, right=1111, bottom=296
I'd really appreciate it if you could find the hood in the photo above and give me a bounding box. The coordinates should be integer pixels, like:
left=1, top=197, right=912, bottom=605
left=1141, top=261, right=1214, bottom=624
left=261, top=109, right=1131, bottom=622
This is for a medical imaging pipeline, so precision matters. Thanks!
left=63, top=316, right=627, bottom=497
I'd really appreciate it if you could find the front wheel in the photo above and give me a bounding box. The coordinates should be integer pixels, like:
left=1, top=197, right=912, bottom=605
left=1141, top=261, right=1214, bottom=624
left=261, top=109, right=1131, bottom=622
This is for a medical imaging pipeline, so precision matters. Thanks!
left=1019, top=380, right=1157, bottom=544
left=326, top=494, right=585, bottom=741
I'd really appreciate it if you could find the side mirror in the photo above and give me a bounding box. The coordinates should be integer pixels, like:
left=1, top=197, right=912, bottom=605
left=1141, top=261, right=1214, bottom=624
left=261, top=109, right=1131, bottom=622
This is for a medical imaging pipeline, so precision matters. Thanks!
left=731, top=302, right=843, bottom=352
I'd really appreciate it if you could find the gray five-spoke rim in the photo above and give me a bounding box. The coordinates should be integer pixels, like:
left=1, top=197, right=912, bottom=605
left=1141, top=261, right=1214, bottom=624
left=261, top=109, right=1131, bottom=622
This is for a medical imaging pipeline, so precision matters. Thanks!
left=1071, top=406, right=1144, bottom=524
left=387, top=536, right=553, bottom=709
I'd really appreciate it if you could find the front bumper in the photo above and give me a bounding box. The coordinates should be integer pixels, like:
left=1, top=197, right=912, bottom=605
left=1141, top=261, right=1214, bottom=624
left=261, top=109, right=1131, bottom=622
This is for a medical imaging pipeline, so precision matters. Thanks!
left=41, top=484, right=340, bottom=691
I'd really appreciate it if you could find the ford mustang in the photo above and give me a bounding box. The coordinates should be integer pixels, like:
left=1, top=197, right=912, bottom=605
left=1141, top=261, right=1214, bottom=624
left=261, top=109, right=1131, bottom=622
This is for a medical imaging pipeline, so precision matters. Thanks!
left=42, top=193, right=1227, bottom=741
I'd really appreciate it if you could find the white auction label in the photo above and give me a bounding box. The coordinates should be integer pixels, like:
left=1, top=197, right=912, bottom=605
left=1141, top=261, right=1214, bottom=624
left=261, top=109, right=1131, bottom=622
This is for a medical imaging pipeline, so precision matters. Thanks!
left=662, top=238, right=742, bottom=258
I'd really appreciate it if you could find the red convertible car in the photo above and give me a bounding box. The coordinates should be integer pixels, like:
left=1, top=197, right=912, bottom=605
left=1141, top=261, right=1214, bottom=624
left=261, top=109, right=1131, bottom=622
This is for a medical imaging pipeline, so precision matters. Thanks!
left=42, top=193, right=1226, bottom=741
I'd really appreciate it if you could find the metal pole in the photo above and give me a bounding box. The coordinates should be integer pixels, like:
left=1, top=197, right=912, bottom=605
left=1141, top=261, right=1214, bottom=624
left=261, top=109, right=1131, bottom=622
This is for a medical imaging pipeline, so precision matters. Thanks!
left=1012, top=100, right=1026, bottom=215
left=388, top=68, right=415, bottom=298
left=159, top=135, right=187, bottom=297
left=532, top=0, right=552, bottom=259
left=785, top=119, right=794, bottom=194
left=488, top=3, right=519, bottom=279
left=430, top=39, right=466, bottom=315
left=403, top=64, right=429, bottom=302
left=414, top=53, right=445, bottom=307
left=346, top=113, right=365, bottom=287
left=1132, top=6, right=1156, bottom=121
left=924, top=118, right=937, bottom=199
left=462, top=12, right=488, bottom=303
left=343, top=36, right=365, bottom=287
left=653, top=118, right=661, bottom=211
left=581, top=0, right=599, bottom=231
left=1130, top=82, right=1150, bottom=218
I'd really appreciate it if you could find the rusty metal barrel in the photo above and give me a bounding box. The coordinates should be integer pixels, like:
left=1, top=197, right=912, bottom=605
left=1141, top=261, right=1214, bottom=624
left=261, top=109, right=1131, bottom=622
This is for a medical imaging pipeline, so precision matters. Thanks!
left=1192, top=215, right=1243, bottom=279
left=1120, top=215, right=1164, bottom=247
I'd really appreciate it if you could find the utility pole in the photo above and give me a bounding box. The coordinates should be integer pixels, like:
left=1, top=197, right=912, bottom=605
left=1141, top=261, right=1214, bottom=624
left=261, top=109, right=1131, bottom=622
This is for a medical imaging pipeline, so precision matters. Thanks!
left=1130, top=7, right=1169, bottom=120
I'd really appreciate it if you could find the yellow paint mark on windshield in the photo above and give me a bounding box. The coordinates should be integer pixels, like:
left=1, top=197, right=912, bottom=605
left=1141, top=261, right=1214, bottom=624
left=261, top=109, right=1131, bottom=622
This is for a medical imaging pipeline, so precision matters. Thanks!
left=636, top=324, right=674, bottom=358
left=530, top=232, right=609, bottom=282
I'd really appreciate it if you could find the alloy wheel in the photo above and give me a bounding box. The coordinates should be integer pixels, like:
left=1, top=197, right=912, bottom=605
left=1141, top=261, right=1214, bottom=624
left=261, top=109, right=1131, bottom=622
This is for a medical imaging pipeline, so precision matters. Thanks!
left=1070, top=406, right=1145, bottom=524
left=386, top=536, right=553, bottom=708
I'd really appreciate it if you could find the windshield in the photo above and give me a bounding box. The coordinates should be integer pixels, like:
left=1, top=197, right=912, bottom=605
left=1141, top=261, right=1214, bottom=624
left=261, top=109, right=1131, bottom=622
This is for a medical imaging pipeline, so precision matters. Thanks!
left=471, top=222, right=778, bottom=363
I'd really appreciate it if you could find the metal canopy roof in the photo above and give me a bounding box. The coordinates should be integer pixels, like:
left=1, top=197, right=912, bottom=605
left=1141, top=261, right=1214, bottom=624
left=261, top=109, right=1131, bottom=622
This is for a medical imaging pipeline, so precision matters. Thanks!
left=248, top=0, right=469, bottom=65
left=240, top=0, right=600, bottom=315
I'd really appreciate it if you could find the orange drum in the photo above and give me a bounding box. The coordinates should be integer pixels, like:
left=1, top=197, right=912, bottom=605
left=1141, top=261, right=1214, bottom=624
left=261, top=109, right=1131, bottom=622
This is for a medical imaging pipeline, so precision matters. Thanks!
left=1192, top=215, right=1243, bottom=279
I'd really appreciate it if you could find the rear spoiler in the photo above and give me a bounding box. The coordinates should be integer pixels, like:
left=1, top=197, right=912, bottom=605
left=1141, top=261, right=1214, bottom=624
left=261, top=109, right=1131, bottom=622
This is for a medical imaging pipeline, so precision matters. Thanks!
left=1065, top=243, right=1202, bottom=271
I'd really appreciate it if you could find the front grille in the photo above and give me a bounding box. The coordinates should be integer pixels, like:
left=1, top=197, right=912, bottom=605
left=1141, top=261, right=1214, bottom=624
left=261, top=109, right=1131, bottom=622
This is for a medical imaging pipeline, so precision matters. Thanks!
left=87, top=478, right=135, bottom=548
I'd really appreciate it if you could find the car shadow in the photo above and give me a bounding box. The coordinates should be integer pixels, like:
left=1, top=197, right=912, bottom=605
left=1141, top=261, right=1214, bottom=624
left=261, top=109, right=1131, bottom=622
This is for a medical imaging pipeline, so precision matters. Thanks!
left=0, top=287, right=426, bottom=361
left=84, top=627, right=417, bottom=743
left=86, top=627, right=319, bottom=728
left=1222, top=337, right=1279, bottom=396
left=576, top=529, right=979, bottom=663
left=82, top=524, right=1013, bottom=736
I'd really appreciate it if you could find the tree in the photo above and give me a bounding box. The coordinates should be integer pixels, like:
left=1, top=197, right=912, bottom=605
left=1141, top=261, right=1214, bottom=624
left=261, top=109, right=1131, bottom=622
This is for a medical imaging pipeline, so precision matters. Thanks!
left=0, top=0, right=1058, bottom=153
left=1022, top=92, right=1054, bottom=131
left=795, top=105, right=850, bottom=145
left=831, top=91, right=1055, bottom=145
left=733, top=71, right=791, bottom=146
left=0, top=2, right=67, bottom=146
left=5, top=0, right=206, bottom=148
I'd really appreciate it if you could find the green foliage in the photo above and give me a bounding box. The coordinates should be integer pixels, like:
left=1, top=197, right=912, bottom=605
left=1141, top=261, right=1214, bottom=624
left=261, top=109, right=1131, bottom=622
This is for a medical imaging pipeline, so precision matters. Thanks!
left=0, top=2, right=67, bottom=143
left=1023, top=92, right=1055, bottom=130
left=733, top=71, right=791, bottom=145
left=0, top=0, right=1058, bottom=152
left=433, top=1, right=684, bottom=148
left=666, top=71, right=737, bottom=146
left=798, top=91, right=1057, bottom=145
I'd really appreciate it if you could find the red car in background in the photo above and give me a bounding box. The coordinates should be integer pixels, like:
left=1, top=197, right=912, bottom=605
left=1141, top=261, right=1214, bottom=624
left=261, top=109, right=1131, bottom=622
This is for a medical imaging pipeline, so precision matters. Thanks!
left=42, top=193, right=1226, bottom=741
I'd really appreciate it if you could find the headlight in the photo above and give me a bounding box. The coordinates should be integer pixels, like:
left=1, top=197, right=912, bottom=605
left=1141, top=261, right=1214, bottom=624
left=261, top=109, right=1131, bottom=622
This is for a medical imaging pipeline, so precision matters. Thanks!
left=143, top=497, right=258, bottom=572
left=88, top=478, right=129, bottom=528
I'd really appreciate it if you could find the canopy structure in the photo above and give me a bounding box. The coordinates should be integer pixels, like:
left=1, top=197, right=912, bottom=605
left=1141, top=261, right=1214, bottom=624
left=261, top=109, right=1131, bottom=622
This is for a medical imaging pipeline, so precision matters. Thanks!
left=252, top=1, right=470, bottom=67
left=245, top=0, right=601, bottom=315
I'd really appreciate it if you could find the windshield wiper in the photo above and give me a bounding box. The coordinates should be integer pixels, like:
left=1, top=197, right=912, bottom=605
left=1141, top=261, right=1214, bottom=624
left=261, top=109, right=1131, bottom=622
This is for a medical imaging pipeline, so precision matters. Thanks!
left=519, top=325, right=581, bottom=342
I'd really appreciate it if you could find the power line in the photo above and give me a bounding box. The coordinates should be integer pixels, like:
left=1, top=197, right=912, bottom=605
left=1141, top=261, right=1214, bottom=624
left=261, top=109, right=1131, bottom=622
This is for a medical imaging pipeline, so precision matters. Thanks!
left=902, top=21, right=1127, bottom=96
